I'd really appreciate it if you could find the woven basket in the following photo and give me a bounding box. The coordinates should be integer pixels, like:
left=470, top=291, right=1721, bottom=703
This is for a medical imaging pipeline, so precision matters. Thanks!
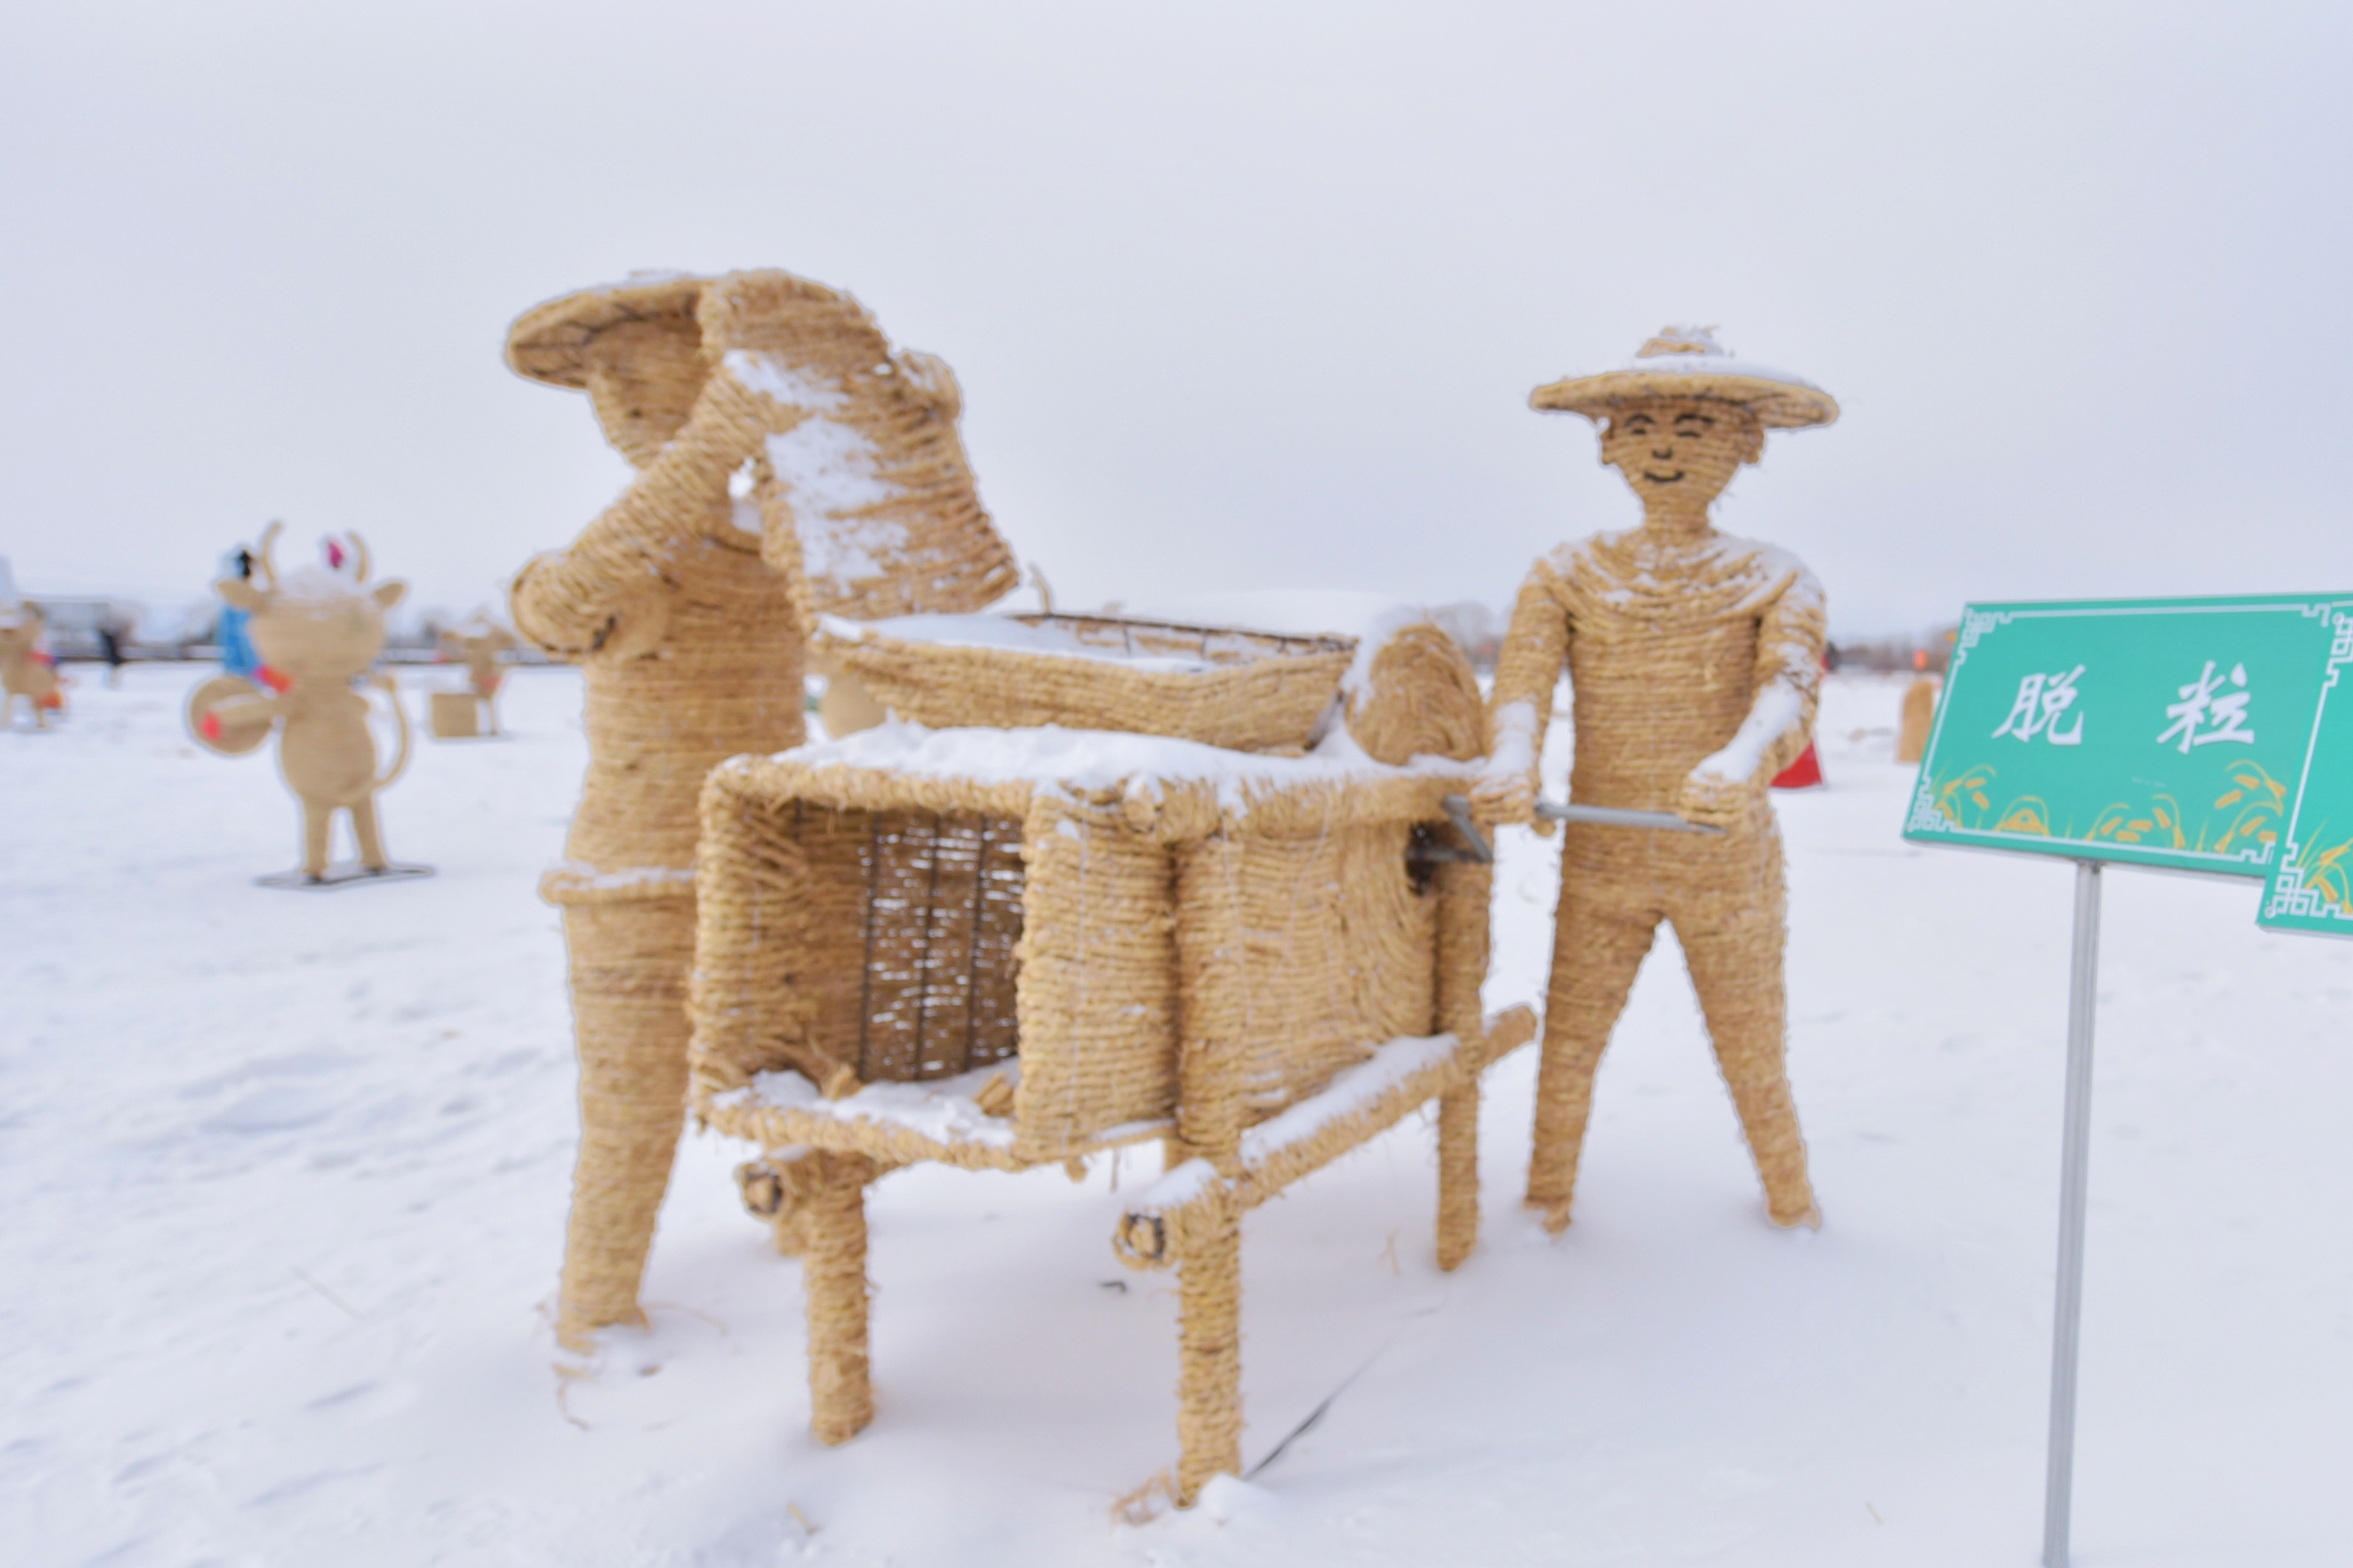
left=812, top=612, right=1355, bottom=753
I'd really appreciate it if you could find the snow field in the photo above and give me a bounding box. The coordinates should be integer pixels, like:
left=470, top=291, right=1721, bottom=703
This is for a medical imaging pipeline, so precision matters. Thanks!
left=1, top=666, right=2348, bottom=1566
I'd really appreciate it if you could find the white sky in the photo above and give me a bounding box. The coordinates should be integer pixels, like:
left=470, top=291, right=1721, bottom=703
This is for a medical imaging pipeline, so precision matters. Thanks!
left=4, top=1, right=2348, bottom=635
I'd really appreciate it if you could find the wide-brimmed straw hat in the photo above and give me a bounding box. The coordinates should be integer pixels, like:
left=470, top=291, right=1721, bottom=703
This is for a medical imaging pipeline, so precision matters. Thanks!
left=505, top=271, right=709, bottom=389
left=1530, top=327, right=1838, bottom=429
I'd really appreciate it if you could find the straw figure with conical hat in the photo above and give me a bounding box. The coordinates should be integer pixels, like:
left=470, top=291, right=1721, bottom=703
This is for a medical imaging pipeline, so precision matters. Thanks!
left=505, top=268, right=1016, bottom=1351
left=1474, top=327, right=1835, bottom=1232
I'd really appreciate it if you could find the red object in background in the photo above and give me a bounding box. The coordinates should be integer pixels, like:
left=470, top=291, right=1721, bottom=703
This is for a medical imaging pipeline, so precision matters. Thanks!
left=257, top=665, right=291, bottom=693
left=200, top=710, right=223, bottom=740
left=1771, top=741, right=1825, bottom=790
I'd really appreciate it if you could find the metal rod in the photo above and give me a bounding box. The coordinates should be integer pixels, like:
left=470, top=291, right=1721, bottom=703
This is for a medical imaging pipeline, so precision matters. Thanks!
left=1438, top=795, right=1495, bottom=864
left=1535, top=799, right=1725, bottom=835
left=2042, top=858, right=2103, bottom=1568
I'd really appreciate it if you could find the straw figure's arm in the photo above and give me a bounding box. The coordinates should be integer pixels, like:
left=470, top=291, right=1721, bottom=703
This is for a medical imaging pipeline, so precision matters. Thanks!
left=1473, top=559, right=1573, bottom=825
left=510, top=369, right=801, bottom=658
left=1675, top=560, right=1827, bottom=830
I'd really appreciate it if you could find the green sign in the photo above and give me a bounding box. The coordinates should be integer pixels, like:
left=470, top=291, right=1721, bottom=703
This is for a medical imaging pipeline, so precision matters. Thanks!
left=2259, top=609, right=2353, bottom=935
left=1904, top=594, right=2353, bottom=877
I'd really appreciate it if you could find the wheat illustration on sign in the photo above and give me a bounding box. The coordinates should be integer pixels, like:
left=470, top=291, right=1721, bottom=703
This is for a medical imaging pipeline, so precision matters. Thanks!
left=1992, top=665, right=2085, bottom=745
left=2157, top=661, right=2255, bottom=752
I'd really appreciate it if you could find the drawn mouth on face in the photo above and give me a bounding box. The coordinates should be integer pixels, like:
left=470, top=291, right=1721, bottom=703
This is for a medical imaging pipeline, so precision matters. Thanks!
left=1641, top=469, right=1686, bottom=483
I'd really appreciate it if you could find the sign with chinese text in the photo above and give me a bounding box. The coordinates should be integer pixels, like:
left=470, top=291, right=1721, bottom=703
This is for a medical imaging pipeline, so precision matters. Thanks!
left=1905, top=595, right=2353, bottom=877
left=2259, top=609, right=2353, bottom=935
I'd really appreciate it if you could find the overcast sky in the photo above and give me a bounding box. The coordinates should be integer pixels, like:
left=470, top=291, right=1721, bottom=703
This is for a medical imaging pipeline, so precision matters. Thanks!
left=4, top=2, right=2348, bottom=634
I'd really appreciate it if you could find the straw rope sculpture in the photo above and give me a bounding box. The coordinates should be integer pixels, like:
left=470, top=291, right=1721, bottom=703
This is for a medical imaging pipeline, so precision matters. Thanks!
left=186, top=524, right=416, bottom=881
left=505, top=268, right=1016, bottom=1352
left=688, top=613, right=1531, bottom=1502
left=1898, top=673, right=1938, bottom=763
left=1476, top=327, right=1836, bottom=1233
left=0, top=602, right=63, bottom=731
left=436, top=619, right=519, bottom=736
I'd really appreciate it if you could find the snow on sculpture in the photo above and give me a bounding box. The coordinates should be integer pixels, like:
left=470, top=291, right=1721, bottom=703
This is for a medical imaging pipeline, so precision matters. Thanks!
left=187, top=524, right=420, bottom=886
left=691, top=602, right=1526, bottom=1505
left=504, top=268, right=1016, bottom=1353
left=1475, top=327, right=1837, bottom=1232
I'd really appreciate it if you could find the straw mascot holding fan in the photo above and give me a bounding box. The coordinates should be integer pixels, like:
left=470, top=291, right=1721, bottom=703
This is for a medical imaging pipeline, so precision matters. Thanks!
left=1475, top=327, right=1835, bottom=1232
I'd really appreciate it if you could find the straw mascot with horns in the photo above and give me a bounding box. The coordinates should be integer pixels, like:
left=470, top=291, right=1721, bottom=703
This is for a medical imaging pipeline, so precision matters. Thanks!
left=188, top=524, right=415, bottom=881
left=505, top=269, right=1016, bottom=1353
left=1476, top=327, right=1835, bottom=1233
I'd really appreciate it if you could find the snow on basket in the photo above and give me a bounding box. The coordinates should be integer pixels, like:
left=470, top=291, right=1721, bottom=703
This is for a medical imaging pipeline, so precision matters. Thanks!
left=687, top=628, right=1529, bottom=1505
left=812, top=610, right=1356, bottom=753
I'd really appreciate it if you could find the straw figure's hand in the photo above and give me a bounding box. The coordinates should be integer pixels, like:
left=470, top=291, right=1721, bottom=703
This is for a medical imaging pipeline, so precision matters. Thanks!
left=369, top=670, right=398, bottom=693
left=510, top=369, right=789, bottom=658
left=1469, top=764, right=1539, bottom=829
left=1673, top=769, right=1752, bottom=833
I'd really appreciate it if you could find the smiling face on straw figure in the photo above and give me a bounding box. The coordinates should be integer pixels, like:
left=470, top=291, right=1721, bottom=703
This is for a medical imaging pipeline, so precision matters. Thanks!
left=1596, top=397, right=1765, bottom=533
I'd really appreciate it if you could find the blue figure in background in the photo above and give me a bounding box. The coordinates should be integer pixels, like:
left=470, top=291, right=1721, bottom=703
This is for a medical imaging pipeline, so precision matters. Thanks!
left=217, top=543, right=260, bottom=679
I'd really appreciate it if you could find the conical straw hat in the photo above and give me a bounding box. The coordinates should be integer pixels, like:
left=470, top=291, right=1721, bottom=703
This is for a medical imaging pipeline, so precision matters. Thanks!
left=1530, top=327, right=1837, bottom=429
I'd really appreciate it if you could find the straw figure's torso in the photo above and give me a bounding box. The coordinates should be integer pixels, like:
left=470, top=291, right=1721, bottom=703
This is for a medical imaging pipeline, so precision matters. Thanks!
left=1504, top=524, right=1825, bottom=844
left=521, top=505, right=806, bottom=881
left=271, top=680, right=382, bottom=805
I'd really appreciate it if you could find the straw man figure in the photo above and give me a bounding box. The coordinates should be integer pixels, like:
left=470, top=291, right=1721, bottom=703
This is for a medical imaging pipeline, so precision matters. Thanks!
left=507, top=269, right=1013, bottom=1350
left=1475, top=327, right=1836, bottom=1232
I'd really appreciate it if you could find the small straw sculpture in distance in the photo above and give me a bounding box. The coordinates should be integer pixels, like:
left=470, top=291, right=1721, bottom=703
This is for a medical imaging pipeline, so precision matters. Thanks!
left=689, top=609, right=1532, bottom=1504
left=0, top=601, right=63, bottom=730
left=504, top=268, right=1017, bottom=1353
left=1475, top=327, right=1837, bottom=1234
left=436, top=617, right=520, bottom=736
left=1898, top=673, right=1938, bottom=763
left=186, top=524, right=416, bottom=882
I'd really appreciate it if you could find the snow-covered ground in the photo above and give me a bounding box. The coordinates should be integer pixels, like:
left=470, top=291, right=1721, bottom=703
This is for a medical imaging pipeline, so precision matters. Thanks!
left=4, top=665, right=2348, bottom=1567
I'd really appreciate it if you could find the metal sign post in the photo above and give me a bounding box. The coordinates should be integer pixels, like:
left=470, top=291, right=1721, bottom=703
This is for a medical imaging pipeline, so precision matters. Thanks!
left=2042, top=860, right=2101, bottom=1567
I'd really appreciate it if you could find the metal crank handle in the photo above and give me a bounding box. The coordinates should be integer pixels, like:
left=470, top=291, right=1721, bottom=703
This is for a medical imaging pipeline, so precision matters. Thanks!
left=1535, top=799, right=1724, bottom=835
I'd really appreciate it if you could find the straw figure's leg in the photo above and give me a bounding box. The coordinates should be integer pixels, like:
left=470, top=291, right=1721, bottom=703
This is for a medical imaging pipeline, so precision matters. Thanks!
left=1432, top=856, right=1494, bottom=1272
left=802, top=1151, right=876, bottom=1446
left=1671, top=868, right=1818, bottom=1229
left=300, top=799, right=333, bottom=878
left=555, top=898, right=697, bottom=1350
left=1525, top=874, right=1660, bottom=1233
left=349, top=796, right=388, bottom=870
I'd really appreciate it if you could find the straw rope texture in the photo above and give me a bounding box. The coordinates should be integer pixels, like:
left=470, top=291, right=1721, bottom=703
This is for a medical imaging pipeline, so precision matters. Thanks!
left=1486, top=392, right=1826, bottom=1233
left=1898, top=674, right=1938, bottom=763
left=686, top=617, right=1505, bottom=1502
left=817, top=614, right=1354, bottom=752
left=507, top=268, right=1016, bottom=1352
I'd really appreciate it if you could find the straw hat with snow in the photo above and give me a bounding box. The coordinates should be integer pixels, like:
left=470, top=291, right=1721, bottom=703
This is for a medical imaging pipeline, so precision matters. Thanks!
left=1530, top=326, right=1839, bottom=429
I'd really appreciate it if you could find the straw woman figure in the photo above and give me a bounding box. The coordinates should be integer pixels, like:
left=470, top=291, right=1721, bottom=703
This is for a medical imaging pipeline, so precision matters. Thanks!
left=1474, top=327, right=1837, bottom=1233
left=507, top=269, right=1014, bottom=1350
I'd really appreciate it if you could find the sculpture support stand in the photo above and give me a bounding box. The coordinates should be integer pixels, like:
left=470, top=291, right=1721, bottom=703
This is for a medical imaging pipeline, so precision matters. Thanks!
left=804, top=1151, right=877, bottom=1447
left=1432, top=856, right=1492, bottom=1272
left=2042, top=860, right=2102, bottom=1568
